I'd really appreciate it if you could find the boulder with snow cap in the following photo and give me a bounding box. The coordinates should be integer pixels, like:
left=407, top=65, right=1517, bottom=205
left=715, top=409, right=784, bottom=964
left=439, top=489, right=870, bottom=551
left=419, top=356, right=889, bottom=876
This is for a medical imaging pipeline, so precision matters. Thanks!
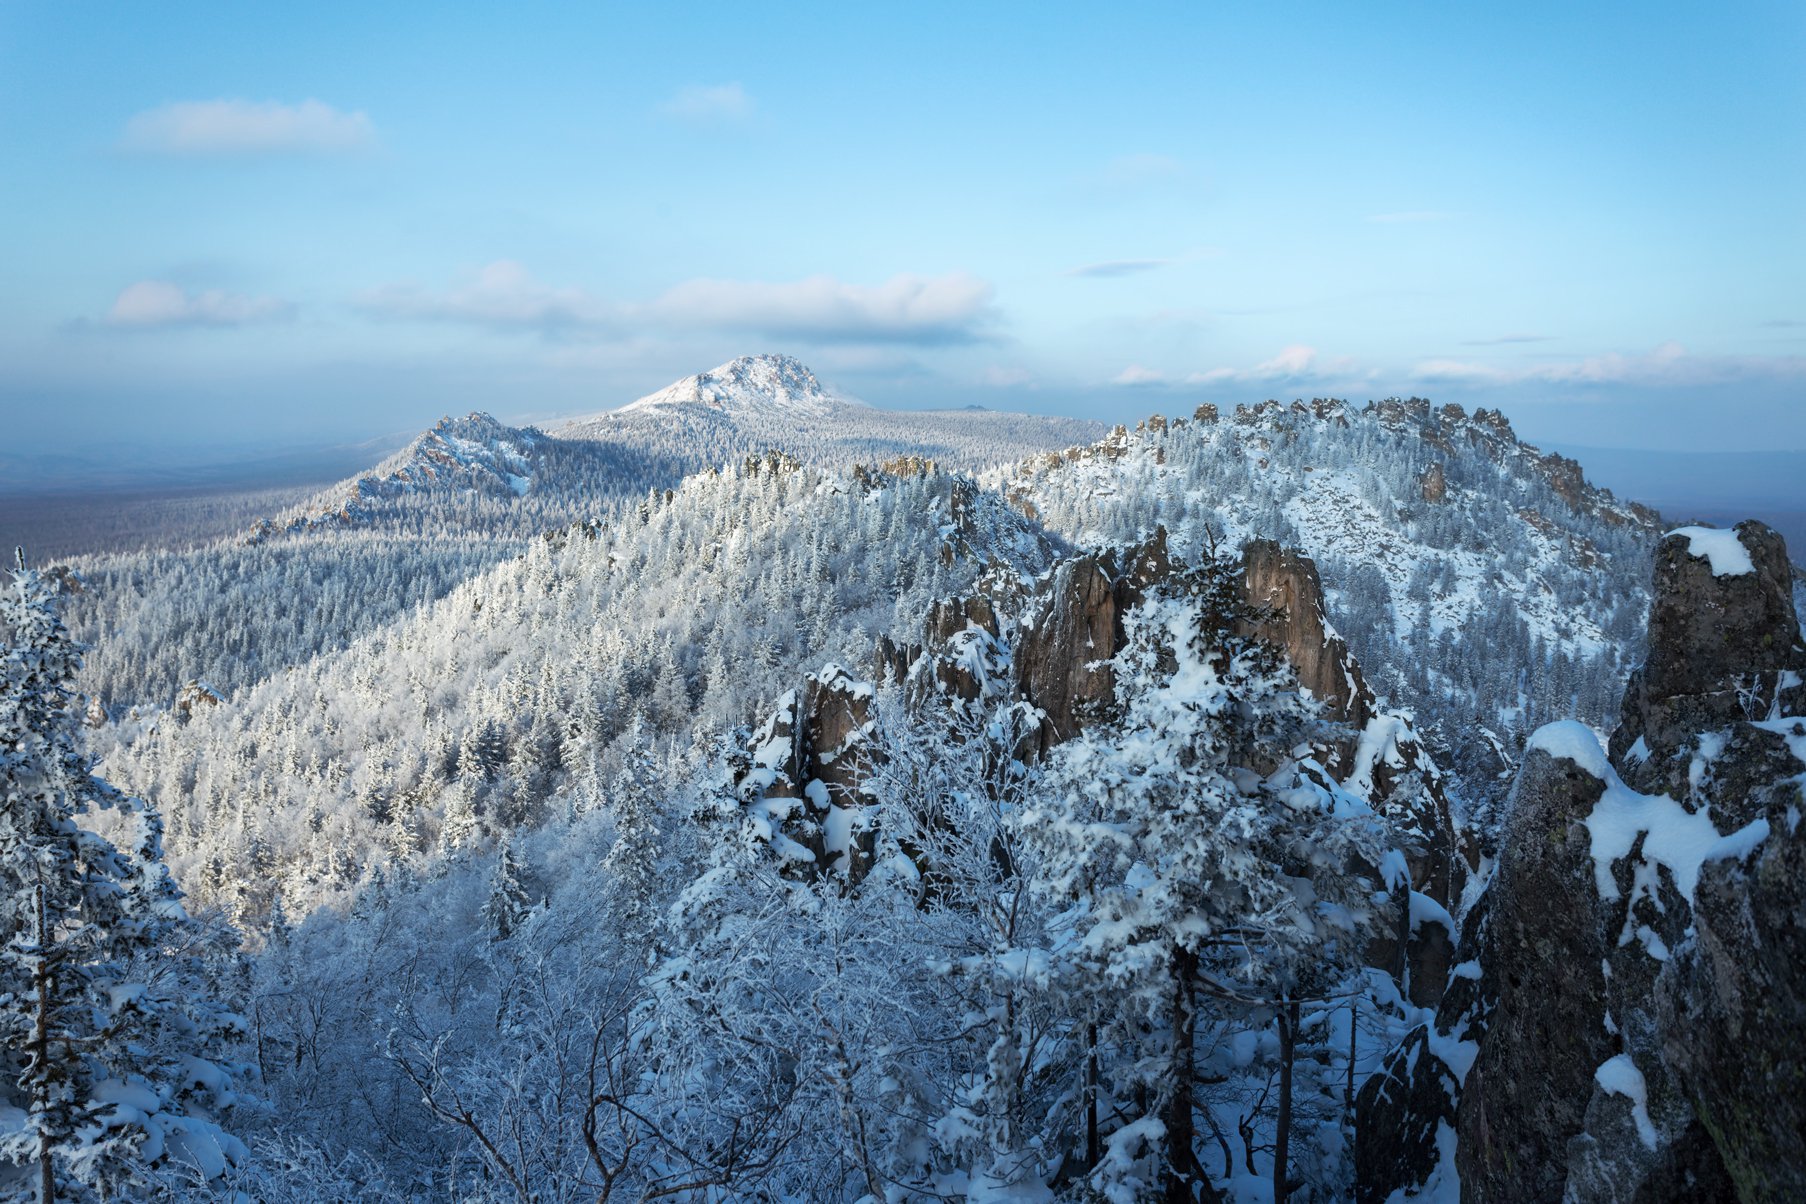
left=1610, top=520, right=1806, bottom=782
left=1448, top=520, right=1806, bottom=1202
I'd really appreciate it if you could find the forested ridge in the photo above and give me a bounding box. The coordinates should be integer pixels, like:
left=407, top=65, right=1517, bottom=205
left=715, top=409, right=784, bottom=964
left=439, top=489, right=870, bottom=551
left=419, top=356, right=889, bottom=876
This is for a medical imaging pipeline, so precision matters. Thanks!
left=14, top=359, right=1802, bottom=1201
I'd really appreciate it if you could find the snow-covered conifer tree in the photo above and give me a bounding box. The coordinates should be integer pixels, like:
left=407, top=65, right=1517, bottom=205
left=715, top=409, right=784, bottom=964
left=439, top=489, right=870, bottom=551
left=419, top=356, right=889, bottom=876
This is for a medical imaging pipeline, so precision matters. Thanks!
left=1019, top=549, right=1381, bottom=1203
left=482, top=838, right=532, bottom=941
left=0, top=552, right=248, bottom=1201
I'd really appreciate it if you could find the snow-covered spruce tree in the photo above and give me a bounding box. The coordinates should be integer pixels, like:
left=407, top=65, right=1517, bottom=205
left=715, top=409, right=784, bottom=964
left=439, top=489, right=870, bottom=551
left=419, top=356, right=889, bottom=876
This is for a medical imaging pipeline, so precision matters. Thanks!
left=0, top=552, right=247, bottom=1201
left=1018, top=548, right=1381, bottom=1204
left=481, top=838, right=532, bottom=942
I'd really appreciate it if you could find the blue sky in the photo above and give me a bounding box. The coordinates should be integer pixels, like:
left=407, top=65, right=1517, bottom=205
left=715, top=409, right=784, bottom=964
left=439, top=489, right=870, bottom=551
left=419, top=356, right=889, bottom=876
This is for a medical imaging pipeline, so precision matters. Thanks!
left=2, top=0, right=1802, bottom=459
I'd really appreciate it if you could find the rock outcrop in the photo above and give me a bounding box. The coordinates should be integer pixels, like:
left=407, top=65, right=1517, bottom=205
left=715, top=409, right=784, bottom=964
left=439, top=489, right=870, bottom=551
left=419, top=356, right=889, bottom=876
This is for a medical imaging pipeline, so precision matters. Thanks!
left=732, top=665, right=880, bottom=881
left=1439, top=521, right=1806, bottom=1203
left=1419, top=462, right=1447, bottom=503
left=1661, top=748, right=1806, bottom=1200
left=174, top=678, right=225, bottom=721
left=1610, top=520, right=1806, bottom=782
left=1240, top=540, right=1372, bottom=734
left=1454, top=746, right=1621, bottom=1204
left=1240, top=542, right=1468, bottom=933
left=1012, top=527, right=1174, bottom=753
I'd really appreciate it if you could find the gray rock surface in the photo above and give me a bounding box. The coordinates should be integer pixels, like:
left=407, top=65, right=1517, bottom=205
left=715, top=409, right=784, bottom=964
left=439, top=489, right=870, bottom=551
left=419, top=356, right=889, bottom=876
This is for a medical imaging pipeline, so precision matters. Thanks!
left=1610, top=521, right=1806, bottom=783
left=1448, top=520, right=1804, bottom=1203
left=1455, top=748, right=1614, bottom=1204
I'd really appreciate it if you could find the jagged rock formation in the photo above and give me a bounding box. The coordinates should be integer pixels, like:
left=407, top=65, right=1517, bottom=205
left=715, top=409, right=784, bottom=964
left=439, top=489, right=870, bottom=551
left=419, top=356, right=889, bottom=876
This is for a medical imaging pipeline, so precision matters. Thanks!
left=733, top=665, right=881, bottom=881
left=1241, top=540, right=1371, bottom=733
left=173, top=678, right=225, bottom=721
left=1003, top=391, right=1664, bottom=818
left=1419, top=462, right=1447, bottom=503
left=1610, top=521, right=1806, bottom=780
left=740, top=527, right=1472, bottom=1034
left=1011, top=528, right=1173, bottom=753
left=1240, top=540, right=1466, bottom=1023
left=1661, top=735, right=1806, bottom=1201
left=1413, top=520, right=1806, bottom=1204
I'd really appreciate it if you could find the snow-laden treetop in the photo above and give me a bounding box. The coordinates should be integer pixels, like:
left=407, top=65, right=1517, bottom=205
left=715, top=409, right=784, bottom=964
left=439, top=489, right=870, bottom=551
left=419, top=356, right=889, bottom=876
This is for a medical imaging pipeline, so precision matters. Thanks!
left=614, top=354, right=858, bottom=418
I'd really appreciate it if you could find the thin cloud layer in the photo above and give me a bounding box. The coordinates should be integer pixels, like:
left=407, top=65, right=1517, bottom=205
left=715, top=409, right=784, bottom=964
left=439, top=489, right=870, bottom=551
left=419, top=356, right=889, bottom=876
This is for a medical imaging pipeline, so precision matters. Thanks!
left=1188, top=344, right=1352, bottom=384
left=358, top=262, right=997, bottom=345
left=122, top=99, right=376, bottom=156
left=661, top=83, right=753, bottom=122
left=1365, top=210, right=1454, bottom=224
left=1412, top=342, right=1806, bottom=388
left=1066, top=259, right=1173, bottom=279
left=107, top=281, right=293, bottom=328
left=1461, top=333, right=1556, bottom=346
left=650, top=273, right=995, bottom=344
left=357, top=261, right=608, bottom=330
left=1113, top=364, right=1166, bottom=385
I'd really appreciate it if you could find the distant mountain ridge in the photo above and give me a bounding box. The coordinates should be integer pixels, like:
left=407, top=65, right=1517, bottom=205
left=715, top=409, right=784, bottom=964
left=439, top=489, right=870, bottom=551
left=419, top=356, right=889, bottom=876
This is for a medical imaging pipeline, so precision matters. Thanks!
left=249, top=355, right=1106, bottom=539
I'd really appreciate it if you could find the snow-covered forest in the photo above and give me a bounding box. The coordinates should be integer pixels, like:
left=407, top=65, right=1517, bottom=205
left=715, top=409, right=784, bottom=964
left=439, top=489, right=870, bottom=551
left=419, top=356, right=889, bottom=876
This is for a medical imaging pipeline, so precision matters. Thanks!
left=15, top=356, right=1802, bottom=1202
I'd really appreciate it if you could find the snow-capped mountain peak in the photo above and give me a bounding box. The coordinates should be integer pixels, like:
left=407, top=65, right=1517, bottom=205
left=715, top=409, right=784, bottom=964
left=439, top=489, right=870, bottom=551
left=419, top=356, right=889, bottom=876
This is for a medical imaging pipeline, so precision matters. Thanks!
left=615, top=354, right=858, bottom=418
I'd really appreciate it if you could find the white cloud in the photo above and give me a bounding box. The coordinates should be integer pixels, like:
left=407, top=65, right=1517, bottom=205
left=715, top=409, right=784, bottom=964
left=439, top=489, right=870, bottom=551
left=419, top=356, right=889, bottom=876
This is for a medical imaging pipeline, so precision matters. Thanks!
left=661, top=83, right=753, bottom=123
left=1113, top=364, right=1166, bottom=386
left=1065, top=259, right=1173, bottom=279
left=122, top=99, right=376, bottom=155
left=1187, top=344, right=1338, bottom=384
left=107, top=281, right=293, bottom=327
left=357, top=263, right=996, bottom=345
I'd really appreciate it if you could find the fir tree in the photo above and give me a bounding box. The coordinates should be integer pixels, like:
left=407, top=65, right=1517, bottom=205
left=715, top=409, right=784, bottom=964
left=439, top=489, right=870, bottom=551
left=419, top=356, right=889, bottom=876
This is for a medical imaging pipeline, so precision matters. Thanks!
left=482, top=839, right=532, bottom=942
left=1019, top=550, right=1381, bottom=1203
left=0, top=552, right=248, bottom=1201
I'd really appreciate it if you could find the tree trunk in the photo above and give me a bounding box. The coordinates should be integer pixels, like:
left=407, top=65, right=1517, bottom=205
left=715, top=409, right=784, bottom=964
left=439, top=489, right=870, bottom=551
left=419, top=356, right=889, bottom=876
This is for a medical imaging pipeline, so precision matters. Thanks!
left=1274, top=998, right=1300, bottom=1204
left=1085, top=1019, right=1100, bottom=1170
left=1163, top=948, right=1213, bottom=1203
left=33, top=876, right=54, bottom=1204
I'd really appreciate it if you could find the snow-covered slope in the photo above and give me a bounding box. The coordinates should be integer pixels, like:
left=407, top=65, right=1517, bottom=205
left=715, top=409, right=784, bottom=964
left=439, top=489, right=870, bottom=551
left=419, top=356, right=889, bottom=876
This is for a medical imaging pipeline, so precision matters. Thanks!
left=550, top=353, right=1106, bottom=480
left=606, top=353, right=856, bottom=419
left=100, top=457, right=1060, bottom=912
left=63, top=382, right=1709, bottom=1201
left=1000, top=398, right=1664, bottom=805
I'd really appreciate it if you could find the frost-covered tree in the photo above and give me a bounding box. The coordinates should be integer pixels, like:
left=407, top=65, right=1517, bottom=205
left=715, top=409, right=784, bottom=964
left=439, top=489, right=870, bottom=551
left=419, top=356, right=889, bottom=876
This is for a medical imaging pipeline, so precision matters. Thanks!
left=482, top=838, right=533, bottom=941
left=0, top=553, right=247, bottom=1201
left=1019, top=550, right=1381, bottom=1203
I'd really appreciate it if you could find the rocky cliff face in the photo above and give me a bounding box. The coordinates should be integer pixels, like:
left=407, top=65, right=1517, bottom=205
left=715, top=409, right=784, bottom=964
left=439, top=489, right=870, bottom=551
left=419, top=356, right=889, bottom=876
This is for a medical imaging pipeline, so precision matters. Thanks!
left=738, top=529, right=1471, bottom=1030
left=731, top=665, right=881, bottom=882
left=1412, top=520, right=1806, bottom=1204
left=1011, top=528, right=1173, bottom=753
